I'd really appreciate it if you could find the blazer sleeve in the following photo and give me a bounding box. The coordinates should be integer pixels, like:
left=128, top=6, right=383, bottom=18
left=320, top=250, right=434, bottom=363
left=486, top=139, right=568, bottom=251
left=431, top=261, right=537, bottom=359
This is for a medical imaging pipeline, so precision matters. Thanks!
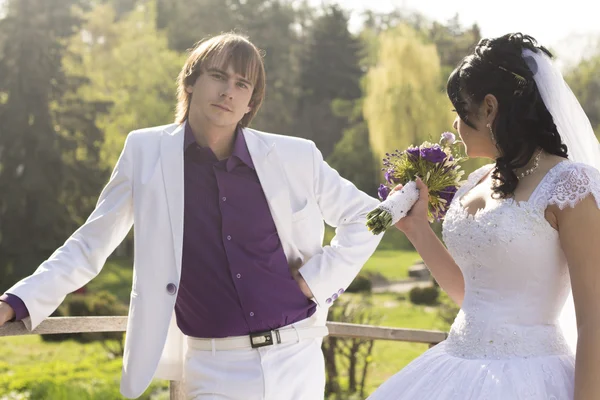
left=298, top=141, right=383, bottom=307
left=5, top=134, right=135, bottom=330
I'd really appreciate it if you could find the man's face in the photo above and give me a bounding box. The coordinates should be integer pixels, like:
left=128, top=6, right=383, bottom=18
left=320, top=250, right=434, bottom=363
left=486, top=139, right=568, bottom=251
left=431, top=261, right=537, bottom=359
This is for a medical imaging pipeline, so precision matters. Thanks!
left=186, top=63, right=254, bottom=130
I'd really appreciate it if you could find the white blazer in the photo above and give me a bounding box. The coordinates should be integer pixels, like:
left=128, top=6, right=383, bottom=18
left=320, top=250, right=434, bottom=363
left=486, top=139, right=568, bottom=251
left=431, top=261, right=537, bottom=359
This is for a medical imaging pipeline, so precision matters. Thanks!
left=6, top=123, right=382, bottom=398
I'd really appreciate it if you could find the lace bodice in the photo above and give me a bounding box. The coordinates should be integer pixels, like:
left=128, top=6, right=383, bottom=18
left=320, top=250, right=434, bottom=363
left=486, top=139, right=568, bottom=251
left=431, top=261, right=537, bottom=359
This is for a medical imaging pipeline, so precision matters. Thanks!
left=442, top=161, right=600, bottom=359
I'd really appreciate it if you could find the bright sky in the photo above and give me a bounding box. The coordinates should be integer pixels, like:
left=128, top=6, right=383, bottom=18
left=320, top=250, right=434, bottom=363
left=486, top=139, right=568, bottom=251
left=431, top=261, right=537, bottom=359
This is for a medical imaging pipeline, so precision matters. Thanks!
left=324, top=0, right=600, bottom=65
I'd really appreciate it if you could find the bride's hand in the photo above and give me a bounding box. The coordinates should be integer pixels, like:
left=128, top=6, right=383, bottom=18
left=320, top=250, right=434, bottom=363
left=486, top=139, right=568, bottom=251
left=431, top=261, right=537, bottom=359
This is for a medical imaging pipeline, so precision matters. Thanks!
left=393, top=177, right=431, bottom=234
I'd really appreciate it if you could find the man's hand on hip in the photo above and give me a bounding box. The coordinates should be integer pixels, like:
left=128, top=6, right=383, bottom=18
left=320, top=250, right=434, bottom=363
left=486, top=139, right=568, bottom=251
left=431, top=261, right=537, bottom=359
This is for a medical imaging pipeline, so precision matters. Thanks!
left=289, top=262, right=314, bottom=299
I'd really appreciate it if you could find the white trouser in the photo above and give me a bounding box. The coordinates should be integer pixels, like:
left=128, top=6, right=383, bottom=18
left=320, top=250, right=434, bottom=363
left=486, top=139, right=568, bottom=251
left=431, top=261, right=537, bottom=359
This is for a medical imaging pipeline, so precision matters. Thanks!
left=183, top=327, right=327, bottom=399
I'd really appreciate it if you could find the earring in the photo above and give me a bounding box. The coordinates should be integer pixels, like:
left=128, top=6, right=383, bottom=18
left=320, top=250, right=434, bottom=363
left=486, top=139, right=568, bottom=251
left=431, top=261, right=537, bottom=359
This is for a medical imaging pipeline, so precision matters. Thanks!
left=486, top=123, right=497, bottom=145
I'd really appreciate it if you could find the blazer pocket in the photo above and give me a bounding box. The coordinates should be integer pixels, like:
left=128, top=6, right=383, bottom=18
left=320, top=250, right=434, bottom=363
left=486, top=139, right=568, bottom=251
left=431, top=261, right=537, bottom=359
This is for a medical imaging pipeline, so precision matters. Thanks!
left=291, top=200, right=315, bottom=222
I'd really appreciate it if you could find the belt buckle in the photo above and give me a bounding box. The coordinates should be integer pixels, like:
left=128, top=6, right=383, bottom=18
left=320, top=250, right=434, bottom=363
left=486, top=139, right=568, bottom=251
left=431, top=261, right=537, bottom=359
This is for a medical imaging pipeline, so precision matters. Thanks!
left=249, top=329, right=278, bottom=349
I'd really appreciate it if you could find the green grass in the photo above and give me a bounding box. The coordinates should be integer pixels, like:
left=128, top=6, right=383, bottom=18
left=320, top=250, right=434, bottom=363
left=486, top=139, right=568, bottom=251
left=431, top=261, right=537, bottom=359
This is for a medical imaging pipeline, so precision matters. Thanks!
left=0, top=335, right=168, bottom=399
left=362, top=249, right=421, bottom=281
left=0, top=257, right=163, bottom=399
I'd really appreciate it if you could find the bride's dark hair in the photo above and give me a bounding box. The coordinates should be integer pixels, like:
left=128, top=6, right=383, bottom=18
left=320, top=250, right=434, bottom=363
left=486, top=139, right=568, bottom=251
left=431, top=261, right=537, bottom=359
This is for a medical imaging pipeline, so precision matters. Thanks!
left=447, top=33, right=568, bottom=198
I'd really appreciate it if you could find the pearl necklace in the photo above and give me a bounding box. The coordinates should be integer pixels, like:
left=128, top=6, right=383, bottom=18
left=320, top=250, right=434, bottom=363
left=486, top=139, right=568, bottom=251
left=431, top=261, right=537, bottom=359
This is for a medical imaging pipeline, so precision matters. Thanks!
left=516, top=149, right=543, bottom=179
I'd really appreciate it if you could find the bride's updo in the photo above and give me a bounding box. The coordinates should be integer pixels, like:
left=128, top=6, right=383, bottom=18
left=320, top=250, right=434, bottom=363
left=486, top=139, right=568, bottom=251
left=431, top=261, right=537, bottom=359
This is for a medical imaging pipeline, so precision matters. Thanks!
left=447, top=33, right=568, bottom=198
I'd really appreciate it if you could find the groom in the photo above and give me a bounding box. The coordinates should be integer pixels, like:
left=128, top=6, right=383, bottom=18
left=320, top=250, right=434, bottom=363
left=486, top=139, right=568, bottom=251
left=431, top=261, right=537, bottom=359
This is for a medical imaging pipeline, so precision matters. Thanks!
left=0, top=33, right=382, bottom=399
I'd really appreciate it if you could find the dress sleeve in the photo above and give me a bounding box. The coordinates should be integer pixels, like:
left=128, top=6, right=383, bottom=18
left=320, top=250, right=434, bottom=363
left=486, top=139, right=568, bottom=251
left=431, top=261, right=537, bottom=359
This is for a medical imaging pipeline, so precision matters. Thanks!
left=546, top=163, right=600, bottom=210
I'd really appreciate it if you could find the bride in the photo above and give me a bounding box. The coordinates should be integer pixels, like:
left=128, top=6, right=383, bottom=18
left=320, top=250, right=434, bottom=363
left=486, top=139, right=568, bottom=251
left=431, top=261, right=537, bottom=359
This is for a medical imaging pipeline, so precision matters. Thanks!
left=368, top=33, right=600, bottom=399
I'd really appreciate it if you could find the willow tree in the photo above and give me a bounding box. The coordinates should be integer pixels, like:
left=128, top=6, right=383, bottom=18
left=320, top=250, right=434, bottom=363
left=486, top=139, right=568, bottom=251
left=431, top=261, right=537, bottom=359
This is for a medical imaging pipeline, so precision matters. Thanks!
left=363, top=24, right=454, bottom=162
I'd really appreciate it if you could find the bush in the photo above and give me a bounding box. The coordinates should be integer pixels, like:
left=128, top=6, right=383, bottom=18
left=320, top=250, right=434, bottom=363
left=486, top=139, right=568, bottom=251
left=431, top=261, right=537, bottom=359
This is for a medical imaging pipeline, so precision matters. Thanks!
left=346, top=274, right=372, bottom=293
left=409, top=286, right=439, bottom=305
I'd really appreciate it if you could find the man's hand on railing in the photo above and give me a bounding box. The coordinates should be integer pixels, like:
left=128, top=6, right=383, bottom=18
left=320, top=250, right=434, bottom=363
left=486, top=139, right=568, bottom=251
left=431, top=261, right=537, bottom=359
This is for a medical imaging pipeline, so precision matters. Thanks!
left=0, top=301, right=15, bottom=326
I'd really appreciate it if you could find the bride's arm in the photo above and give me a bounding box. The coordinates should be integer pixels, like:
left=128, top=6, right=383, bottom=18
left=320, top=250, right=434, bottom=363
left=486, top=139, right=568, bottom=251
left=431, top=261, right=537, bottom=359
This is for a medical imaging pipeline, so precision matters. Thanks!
left=393, top=178, right=465, bottom=305
left=553, top=196, right=600, bottom=400
left=405, top=226, right=465, bottom=305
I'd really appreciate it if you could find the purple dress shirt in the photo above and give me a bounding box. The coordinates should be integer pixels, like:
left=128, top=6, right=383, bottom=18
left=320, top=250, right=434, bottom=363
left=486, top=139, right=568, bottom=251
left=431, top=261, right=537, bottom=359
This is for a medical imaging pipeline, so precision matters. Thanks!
left=1, top=123, right=316, bottom=338
left=176, top=123, right=315, bottom=338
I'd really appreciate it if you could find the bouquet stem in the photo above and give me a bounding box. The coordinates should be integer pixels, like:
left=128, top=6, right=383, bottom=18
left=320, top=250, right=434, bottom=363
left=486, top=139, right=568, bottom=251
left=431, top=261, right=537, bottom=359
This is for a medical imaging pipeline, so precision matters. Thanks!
left=367, top=181, right=420, bottom=235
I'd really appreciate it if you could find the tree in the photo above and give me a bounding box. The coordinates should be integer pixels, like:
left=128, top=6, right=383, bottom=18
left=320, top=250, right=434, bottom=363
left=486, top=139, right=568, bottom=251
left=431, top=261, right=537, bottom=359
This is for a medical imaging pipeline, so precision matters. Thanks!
left=295, top=5, right=363, bottom=157
left=361, top=8, right=428, bottom=36
left=363, top=24, right=454, bottom=162
left=0, top=0, right=108, bottom=290
left=327, top=99, right=378, bottom=196
left=428, top=15, right=481, bottom=78
left=158, top=0, right=301, bottom=135
left=64, top=2, right=184, bottom=167
left=566, top=53, right=600, bottom=135
left=105, top=0, right=139, bottom=18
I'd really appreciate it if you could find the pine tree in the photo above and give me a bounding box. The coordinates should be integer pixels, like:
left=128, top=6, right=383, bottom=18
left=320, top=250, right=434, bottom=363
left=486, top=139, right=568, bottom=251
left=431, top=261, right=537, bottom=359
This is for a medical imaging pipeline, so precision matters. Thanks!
left=295, top=5, right=363, bottom=157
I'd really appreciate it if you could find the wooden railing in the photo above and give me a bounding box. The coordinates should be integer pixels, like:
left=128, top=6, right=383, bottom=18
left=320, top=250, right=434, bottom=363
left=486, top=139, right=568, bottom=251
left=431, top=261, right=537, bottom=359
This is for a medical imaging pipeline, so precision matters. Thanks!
left=0, top=317, right=448, bottom=399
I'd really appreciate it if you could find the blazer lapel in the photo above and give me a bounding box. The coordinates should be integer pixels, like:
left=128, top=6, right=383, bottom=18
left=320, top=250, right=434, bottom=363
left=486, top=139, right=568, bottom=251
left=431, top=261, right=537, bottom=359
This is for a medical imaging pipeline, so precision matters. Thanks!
left=243, top=128, right=296, bottom=260
left=160, top=124, right=185, bottom=279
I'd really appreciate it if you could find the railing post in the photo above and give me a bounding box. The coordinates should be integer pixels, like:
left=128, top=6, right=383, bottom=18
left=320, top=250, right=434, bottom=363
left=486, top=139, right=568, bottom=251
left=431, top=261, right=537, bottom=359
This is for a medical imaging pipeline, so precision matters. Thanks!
left=170, top=380, right=185, bottom=400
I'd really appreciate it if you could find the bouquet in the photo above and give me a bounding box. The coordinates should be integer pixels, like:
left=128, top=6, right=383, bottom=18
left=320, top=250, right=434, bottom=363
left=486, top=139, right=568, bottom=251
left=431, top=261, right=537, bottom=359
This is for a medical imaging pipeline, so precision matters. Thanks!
left=367, top=132, right=466, bottom=235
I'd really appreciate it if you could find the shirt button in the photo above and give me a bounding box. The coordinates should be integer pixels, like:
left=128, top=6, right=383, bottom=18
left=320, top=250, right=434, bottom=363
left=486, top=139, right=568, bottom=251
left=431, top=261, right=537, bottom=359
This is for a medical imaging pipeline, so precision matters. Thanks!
left=222, top=197, right=227, bottom=202
left=166, top=283, right=177, bottom=295
left=236, top=273, right=241, bottom=279
left=227, top=235, right=232, bottom=241
left=249, top=312, right=255, bottom=317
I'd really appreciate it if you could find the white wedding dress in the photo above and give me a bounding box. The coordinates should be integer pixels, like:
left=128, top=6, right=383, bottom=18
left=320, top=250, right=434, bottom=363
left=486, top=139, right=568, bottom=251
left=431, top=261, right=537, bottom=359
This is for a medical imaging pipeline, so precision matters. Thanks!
left=368, top=160, right=600, bottom=400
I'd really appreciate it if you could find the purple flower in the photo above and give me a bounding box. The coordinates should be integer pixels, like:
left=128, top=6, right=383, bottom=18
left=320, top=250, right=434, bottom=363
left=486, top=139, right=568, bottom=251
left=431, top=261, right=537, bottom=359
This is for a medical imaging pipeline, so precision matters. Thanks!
left=440, top=132, right=456, bottom=145
left=384, top=169, right=398, bottom=184
left=405, top=147, right=420, bottom=160
left=431, top=186, right=458, bottom=221
left=420, top=144, right=447, bottom=164
left=438, top=186, right=457, bottom=204
left=378, top=184, right=391, bottom=201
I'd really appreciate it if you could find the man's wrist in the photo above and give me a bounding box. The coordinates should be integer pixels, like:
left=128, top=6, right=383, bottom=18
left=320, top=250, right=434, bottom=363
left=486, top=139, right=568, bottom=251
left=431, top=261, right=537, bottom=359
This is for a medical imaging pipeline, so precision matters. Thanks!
left=0, top=301, right=16, bottom=323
